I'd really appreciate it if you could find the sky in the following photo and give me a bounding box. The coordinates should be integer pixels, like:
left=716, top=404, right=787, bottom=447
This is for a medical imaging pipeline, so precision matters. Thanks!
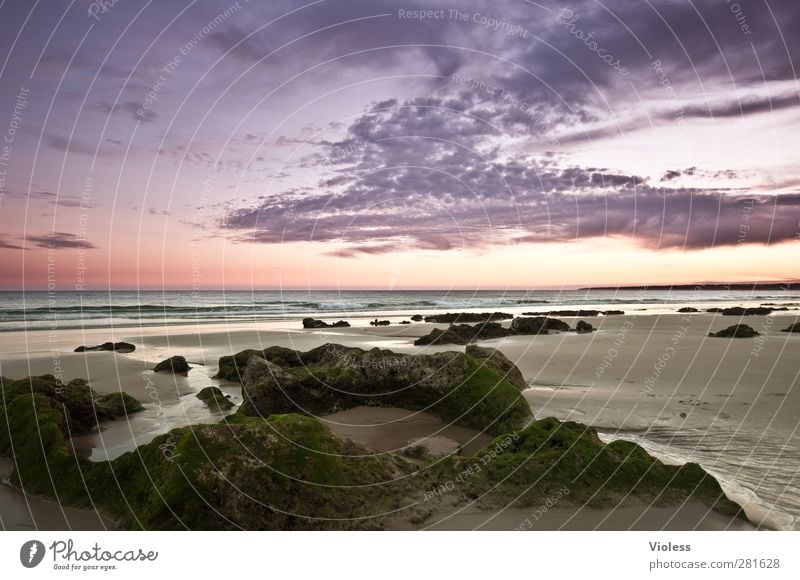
left=0, top=0, right=798, bottom=290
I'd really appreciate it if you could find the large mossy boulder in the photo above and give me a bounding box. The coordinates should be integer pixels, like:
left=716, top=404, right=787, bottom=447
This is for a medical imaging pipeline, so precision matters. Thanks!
left=153, top=355, right=191, bottom=374
left=234, top=344, right=531, bottom=436
left=709, top=324, right=759, bottom=338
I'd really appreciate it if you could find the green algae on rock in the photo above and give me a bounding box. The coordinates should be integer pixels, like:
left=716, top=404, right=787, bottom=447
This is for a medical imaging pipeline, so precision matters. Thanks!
left=231, top=344, right=531, bottom=436
left=196, top=386, right=234, bottom=411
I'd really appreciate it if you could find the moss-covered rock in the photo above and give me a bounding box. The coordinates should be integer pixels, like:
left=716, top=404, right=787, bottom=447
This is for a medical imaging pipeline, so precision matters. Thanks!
left=429, top=418, right=743, bottom=517
left=0, top=389, right=421, bottom=529
left=196, top=386, right=234, bottom=411
left=235, top=344, right=531, bottom=436
left=153, top=355, right=191, bottom=374
left=215, top=346, right=300, bottom=382
left=781, top=322, right=800, bottom=333
left=0, top=374, right=746, bottom=530
left=97, top=392, right=144, bottom=417
left=0, top=375, right=143, bottom=435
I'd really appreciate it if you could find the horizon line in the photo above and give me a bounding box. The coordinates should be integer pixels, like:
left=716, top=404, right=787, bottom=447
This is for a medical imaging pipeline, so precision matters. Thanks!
left=1, top=280, right=799, bottom=293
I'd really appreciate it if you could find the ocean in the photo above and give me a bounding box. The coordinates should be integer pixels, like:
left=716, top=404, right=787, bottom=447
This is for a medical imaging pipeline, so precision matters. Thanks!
left=1, top=288, right=798, bottom=331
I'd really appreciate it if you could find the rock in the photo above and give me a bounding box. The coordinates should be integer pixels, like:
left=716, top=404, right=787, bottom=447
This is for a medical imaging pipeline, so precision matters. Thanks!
left=196, top=386, right=234, bottom=411
left=414, top=327, right=471, bottom=346
left=602, top=310, right=625, bottom=315
left=510, top=316, right=570, bottom=335
left=0, top=374, right=142, bottom=435
left=302, top=318, right=350, bottom=329
left=97, top=392, right=144, bottom=417
left=370, top=319, right=390, bottom=326
left=709, top=324, right=760, bottom=338
left=414, top=322, right=508, bottom=346
left=706, top=307, right=724, bottom=313
left=0, top=394, right=421, bottom=530
left=0, top=378, right=747, bottom=530
left=467, top=417, right=744, bottom=521
left=466, top=345, right=527, bottom=391
left=423, top=312, right=514, bottom=324
left=720, top=307, right=773, bottom=316
left=400, top=320, right=411, bottom=325
left=781, top=323, right=800, bottom=333
left=215, top=346, right=306, bottom=382
left=575, top=320, right=594, bottom=333
left=153, top=355, right=191, bottom=374
left=410, top=315, right=424, bottom=321
left=75, top=341, right=136, bottom=353
left=237, top=344, right=532, bottom=436
left=677, top=307, right=699, bottom=313
left=402, top=436, right=460, bottom=459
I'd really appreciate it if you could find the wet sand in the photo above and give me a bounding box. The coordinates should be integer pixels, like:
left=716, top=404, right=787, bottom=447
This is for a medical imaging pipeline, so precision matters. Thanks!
left=397, top=499, right=757, bottom=531
left=322, top=406, right=493, bottom=456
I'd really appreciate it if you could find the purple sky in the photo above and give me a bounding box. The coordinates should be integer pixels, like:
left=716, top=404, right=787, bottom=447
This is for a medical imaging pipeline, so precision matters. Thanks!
left=0, top=0, right=798, bottom=290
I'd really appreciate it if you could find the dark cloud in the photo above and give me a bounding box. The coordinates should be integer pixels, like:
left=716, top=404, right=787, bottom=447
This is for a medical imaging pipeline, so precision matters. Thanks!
left=44, top=135, right=100, bottom=156
left=682, top=93, right=800, bottom=119
left=221, top=90, right=800, bottom=255
left=0, top=238, right=24, bottom=250
left=25, top=232, right=98, bottom=250
left=1, top=188, right=93, bottom=208
left=93, top=100, right=156, bottom=123
left=225, top=180, right=800, bottom=254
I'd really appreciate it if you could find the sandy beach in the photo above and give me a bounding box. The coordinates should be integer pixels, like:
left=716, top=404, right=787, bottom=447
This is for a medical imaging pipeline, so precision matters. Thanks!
left=1, top=309, right=798, bottom=530
left=396, top=499, right=758, bottom=531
